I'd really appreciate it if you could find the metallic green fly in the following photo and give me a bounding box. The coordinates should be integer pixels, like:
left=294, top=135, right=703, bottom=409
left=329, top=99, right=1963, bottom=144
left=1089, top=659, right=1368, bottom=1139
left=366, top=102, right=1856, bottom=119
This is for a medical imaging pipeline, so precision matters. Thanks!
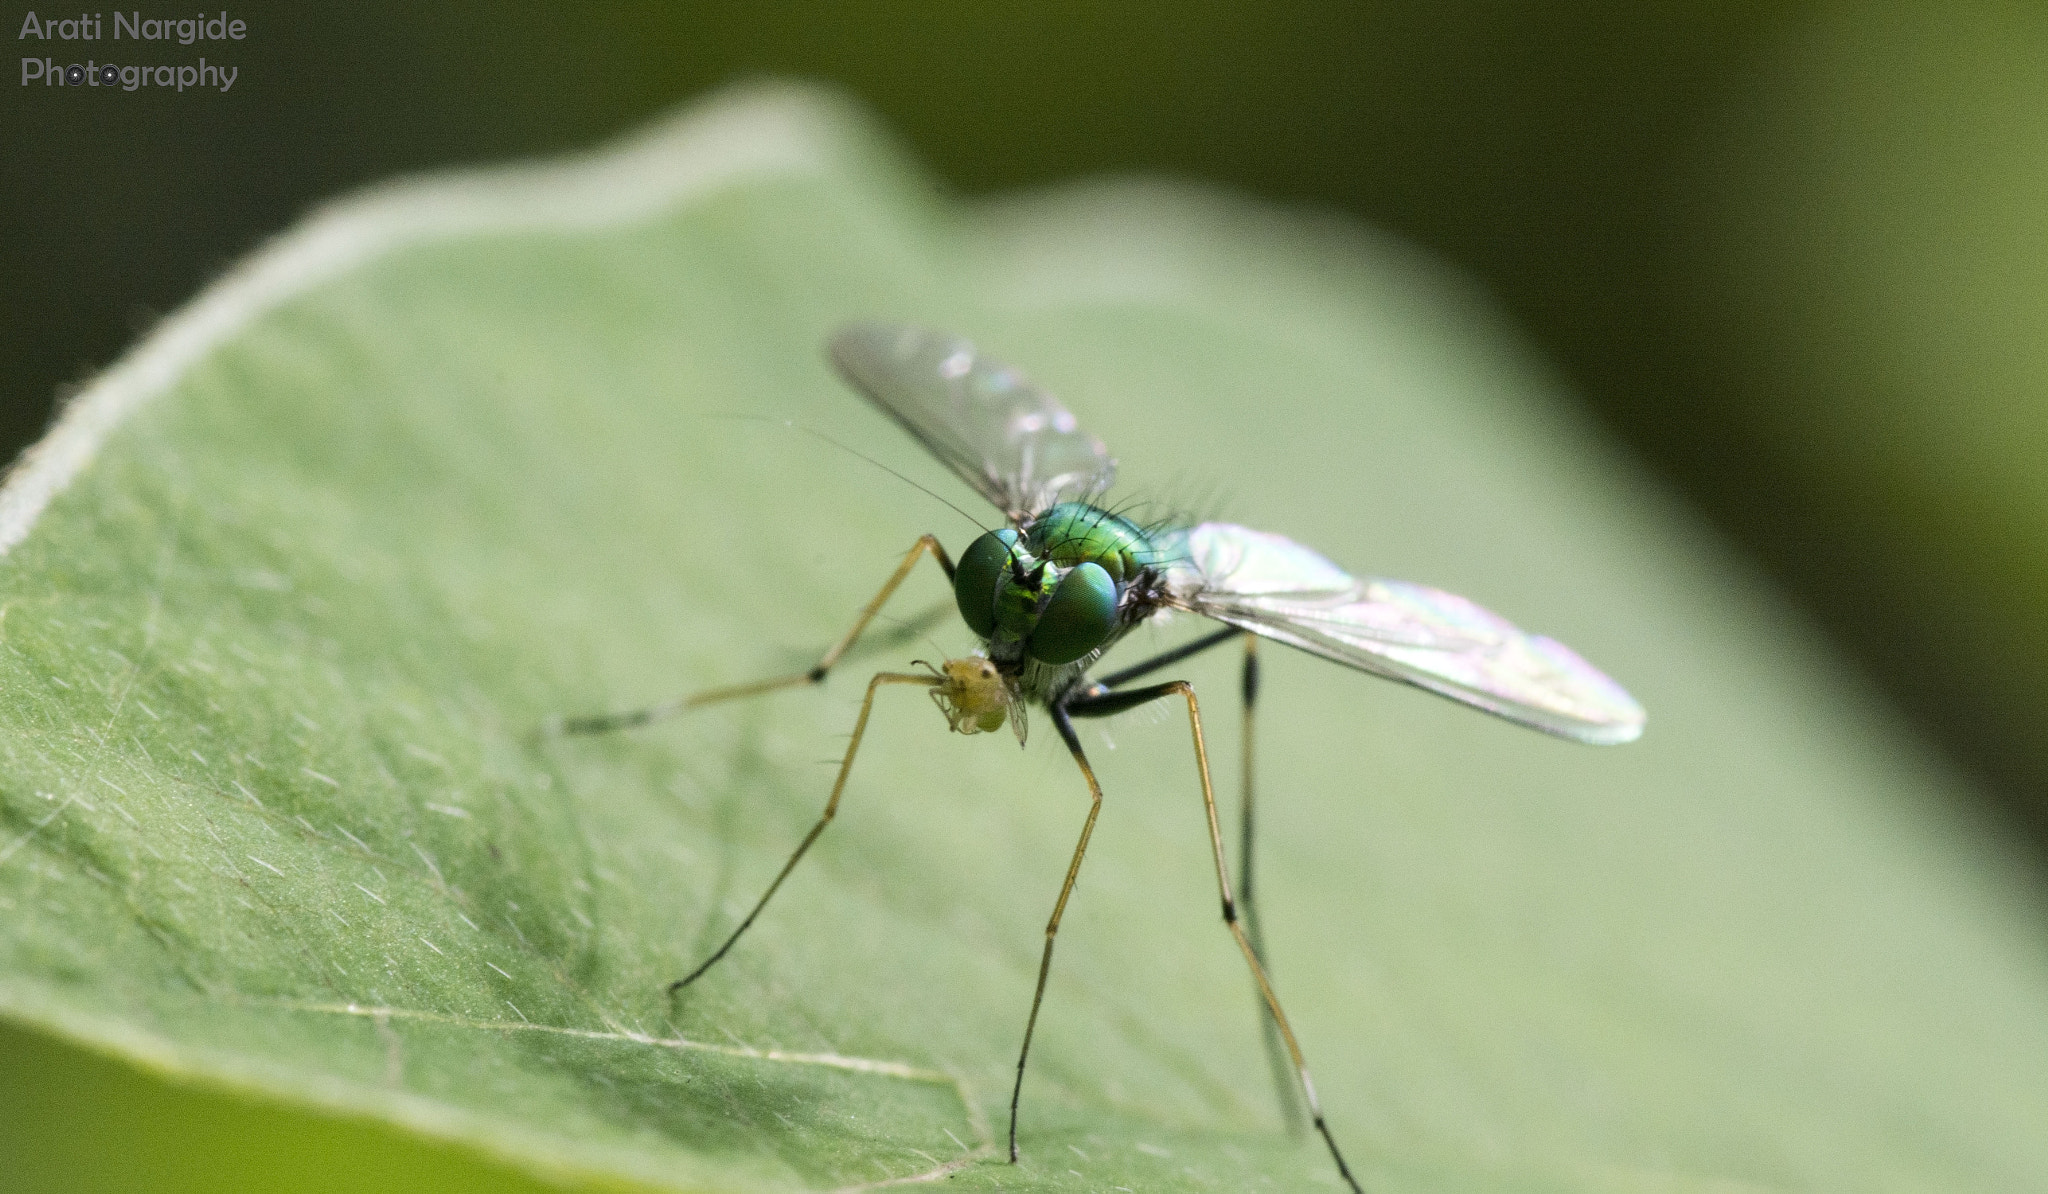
left=556, top=323, right=1645, bottom=1191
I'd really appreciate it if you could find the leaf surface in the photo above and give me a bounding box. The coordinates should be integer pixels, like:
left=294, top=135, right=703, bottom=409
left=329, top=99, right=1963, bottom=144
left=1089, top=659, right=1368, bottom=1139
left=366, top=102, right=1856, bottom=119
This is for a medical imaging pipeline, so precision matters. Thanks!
left=1, top=84, right=2044, bottom=1192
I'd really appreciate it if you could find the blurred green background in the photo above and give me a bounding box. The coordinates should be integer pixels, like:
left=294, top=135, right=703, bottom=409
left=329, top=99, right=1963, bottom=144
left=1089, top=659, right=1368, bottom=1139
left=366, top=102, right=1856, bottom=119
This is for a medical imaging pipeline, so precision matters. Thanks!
left=5, top=0, right=2047, bottom=1186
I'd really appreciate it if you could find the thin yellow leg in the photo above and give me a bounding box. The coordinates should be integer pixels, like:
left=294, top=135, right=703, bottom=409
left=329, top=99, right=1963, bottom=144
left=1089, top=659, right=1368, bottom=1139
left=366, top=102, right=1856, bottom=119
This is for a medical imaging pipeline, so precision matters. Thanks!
left=1008, top=706, right=1105, bottom=1164
left=667, top=670, right=939, bottom=993
left=546, top=534, right=955, bottom=735
left=1061, top=678, right=1365, bottom=1190
left=1172, top=678, right=1364, bottom=1194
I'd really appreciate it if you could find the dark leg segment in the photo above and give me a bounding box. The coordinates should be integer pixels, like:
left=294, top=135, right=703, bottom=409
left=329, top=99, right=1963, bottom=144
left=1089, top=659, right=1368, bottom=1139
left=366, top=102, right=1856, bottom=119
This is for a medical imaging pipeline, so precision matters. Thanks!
left=548, top=535, right=955, bottom=735
left=1067, top=678, right=1364, bottom=1194
left=666, top=670, right=938, bottom=993
left=1240, top=636, right=1305, bottom=1132
left=1086, top=625, right=1243, bottom=692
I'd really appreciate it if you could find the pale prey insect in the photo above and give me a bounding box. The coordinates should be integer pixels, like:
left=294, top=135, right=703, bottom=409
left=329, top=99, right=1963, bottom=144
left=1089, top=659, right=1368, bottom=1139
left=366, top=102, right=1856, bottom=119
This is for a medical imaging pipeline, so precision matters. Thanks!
left=553, top=323, right=1645, bottom=1191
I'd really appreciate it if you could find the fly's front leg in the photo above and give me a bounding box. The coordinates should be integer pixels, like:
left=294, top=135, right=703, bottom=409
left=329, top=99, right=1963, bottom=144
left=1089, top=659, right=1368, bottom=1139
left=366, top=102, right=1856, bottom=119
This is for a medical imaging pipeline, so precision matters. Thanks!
left=545, top=535, right=955, bottom=735
left=1067, top=677, right=1365, bottom=1194
left=667, top=670, right=939, bottom=993
left=1007, top=705, right=1106, bottom=1165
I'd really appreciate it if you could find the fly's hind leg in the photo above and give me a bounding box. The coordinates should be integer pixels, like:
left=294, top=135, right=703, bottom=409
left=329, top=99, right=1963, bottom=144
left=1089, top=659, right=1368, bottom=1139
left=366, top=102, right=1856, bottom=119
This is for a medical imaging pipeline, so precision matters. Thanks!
left=1076, top=629, right=1302, bottom=1129
left=544, top=534, right=955, bottom=735
left=1067, top=677, right=1365, bottom=1194
left=1239, top=635, right=1305, bottom=1132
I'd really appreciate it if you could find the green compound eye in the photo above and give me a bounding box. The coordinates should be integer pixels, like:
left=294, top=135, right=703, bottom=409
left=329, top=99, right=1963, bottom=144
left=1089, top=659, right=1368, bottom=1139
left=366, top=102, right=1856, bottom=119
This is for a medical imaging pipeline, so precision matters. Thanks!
left=953, top=528, right=1021, bottom=638
left=1027, top=561, right=1117, bottom=665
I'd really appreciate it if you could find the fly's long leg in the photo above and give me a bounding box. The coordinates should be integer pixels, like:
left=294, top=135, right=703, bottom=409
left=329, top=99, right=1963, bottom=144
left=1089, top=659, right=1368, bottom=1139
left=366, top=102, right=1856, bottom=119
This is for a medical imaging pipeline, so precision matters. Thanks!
left=1240, top=635, right=1305, bottom=1133
left=547, top=535, right=956, bottom=735
left=1084, top=625, right=1241, bottom=691
left=1007, top=705, right=1106, bottom=1164
left=1077, top=627, right=1301, bottom=1126
left=1067, top=678, right=1364, bottom=1194
left=667, top=670, right=939, bottom=994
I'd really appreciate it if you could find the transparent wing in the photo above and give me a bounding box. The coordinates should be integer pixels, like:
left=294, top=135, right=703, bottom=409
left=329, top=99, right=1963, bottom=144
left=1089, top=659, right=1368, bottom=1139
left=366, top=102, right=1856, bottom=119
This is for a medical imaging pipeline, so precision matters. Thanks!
left=830, top=323, right=1117, bottom=524
left=1160, top=523, right=1645, bottom=745
left=1006, top=676, right=1030, bottom=748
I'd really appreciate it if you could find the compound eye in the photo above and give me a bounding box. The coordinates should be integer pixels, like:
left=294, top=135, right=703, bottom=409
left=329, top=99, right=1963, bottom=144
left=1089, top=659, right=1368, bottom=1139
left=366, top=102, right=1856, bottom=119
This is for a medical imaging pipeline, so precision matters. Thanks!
left=1027, top=562, right=1117, bottom=665
left=953, top=529, right=1020, bottom=638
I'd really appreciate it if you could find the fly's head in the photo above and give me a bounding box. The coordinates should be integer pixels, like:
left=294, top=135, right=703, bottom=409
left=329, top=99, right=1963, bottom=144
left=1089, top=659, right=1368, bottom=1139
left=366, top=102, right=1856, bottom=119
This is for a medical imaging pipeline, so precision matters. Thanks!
left=952, top=527, right=1118, bottom=668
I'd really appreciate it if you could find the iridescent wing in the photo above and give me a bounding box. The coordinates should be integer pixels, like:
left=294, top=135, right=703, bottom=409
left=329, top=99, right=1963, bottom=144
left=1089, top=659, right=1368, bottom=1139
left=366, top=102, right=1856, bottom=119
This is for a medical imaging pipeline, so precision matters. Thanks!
left=1005, top=675, right=1030, bottom=748
left=829, top=323, right=1117, bottom=524
left=1159, top=523, right=1644, bottom=744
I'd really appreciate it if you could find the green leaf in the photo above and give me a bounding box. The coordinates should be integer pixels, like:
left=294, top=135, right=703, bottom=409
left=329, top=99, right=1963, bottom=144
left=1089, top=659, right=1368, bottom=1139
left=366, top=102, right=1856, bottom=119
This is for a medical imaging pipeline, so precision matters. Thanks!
left=2, top=82, right=2045, bottom=1192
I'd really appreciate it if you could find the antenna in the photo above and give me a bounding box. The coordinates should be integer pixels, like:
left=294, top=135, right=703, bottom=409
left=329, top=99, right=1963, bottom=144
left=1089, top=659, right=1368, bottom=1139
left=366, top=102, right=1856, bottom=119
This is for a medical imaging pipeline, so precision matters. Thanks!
left=709, top=414, right=990, bottom=536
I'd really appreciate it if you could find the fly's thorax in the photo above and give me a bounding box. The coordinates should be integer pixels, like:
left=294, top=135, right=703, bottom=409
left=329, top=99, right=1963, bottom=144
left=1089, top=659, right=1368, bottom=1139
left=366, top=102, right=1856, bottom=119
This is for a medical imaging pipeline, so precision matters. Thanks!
left=1028, top=502, right=1152, bottom=584
left=953, top=504, right=1157, bottom=668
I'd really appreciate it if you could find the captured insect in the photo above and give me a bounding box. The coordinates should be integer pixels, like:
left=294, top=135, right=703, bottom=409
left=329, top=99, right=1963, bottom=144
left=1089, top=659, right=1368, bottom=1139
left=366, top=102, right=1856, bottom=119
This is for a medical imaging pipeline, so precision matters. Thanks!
left=553, top=324, right=1645, bottom=1191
